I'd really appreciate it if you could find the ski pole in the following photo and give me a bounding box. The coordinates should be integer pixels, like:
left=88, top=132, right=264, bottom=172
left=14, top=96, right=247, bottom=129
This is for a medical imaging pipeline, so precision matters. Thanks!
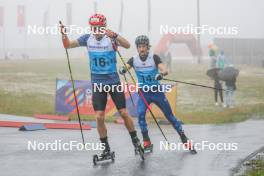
left=59, top=21, right=85, bottom=145
left=163, top=78, right=227, bottom=91
left=112, top=41, right=169, bottom=142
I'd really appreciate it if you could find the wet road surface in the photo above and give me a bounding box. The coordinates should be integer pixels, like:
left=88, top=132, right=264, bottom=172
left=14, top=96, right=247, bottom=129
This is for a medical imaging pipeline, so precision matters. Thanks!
left=0, top=117, right=264, bottom=176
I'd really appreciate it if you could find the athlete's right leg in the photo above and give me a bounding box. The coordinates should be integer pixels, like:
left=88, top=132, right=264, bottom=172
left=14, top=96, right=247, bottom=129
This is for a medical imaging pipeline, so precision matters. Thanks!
left=95, top=110, right=107, bottom=138
left=92, top=89, right=110, bottom=153
left=137, top=92, right=152, bottom=148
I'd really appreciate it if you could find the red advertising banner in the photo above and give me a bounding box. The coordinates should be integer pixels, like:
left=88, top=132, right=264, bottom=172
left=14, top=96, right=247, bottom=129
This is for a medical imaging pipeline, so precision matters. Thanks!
left=17, top=5, right=25, bottom=27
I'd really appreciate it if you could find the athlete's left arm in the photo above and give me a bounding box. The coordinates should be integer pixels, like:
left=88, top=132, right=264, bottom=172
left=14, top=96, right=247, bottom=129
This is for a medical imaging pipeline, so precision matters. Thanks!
left=106, top=29, right=130, bottom=49
left=115, top=35, right=130, bottom=49
left=157, top=63, right=168, bottom=76
left=154, top=54, right=168, bottom=76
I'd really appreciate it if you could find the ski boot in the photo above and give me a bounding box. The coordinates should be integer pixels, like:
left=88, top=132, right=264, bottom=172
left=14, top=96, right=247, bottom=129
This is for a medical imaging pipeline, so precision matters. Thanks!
left=133, top=137, right=145, bottom=161
left=143, top=140, right=153, bottom=153
left=180, top=132, right=197, bottom=154
left=93, top=147, right=115, bottom=165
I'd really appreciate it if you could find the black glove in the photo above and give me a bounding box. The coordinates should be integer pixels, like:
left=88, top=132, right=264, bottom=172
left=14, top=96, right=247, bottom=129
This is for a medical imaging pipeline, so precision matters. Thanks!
left=119, top=66, right=127, bottom=75
left=155, top=73, right=163, bottom=80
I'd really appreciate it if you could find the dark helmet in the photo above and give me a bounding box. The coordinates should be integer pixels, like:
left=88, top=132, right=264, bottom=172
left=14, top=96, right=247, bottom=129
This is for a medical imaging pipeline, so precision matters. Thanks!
left=135, top=35, right=150, bottom=47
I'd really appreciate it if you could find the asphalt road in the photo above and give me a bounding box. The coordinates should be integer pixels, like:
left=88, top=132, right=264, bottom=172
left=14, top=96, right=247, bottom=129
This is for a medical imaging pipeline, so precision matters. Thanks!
left=0, top=117, right=264, bottom=176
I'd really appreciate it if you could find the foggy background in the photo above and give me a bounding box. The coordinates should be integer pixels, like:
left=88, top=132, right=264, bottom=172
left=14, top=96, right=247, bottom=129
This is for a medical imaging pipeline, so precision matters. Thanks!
left=0, top=0, right=264, bottom=61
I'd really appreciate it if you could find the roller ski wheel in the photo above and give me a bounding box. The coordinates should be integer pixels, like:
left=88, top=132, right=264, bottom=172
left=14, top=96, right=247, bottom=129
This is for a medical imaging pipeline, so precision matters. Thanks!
left=93, top=154, right=99, bottom=165
left=180, top=133, right=197, bottom=155
left=133, top=139, right=145, bottom=161
left=190, top=148, right=197, bottom=154
left=143, top=141, right=153, bottom=153
left=93, top=151, right=115, bottom=165
left=183, top=141, right=197, bottom=154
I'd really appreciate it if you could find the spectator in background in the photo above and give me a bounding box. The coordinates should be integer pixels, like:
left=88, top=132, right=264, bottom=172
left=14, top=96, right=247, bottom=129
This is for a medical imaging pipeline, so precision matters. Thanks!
left=209, top=46, right=224, bottom=106
left=214, top=75, right=224, bottom=106
left=209, top=49, right=217, bottom=68
left=217, top=51, right=230, bottom=69
left=216, top=51, right=236, bottom=108
left=223, top=64, right=237, bottom=108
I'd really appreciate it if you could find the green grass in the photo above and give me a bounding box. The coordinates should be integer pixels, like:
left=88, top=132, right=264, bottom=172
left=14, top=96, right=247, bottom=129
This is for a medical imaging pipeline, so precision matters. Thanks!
left=246, top=159, right=264, bottom=176
left=0, top=58, right=264, bottom=123
left=0, top=91, right=54, bottom=116
left=177, top=104, right=264, bottom=124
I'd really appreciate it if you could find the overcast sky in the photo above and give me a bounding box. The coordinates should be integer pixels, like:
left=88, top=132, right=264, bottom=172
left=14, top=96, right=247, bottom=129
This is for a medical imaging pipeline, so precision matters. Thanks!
left=0, top=0, right=263, bottom=58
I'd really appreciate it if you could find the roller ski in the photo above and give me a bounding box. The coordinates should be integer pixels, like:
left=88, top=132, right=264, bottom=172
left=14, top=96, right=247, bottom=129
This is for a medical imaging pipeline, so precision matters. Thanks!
left=93, top=149, right=115, bottom=165
left=93, top=138, right=115, bottom=165
left=143, top=140, right=153, bottom=153
left=133, top=137, right=145, bottom=161
left=180, top=132, right=197, bottom=154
